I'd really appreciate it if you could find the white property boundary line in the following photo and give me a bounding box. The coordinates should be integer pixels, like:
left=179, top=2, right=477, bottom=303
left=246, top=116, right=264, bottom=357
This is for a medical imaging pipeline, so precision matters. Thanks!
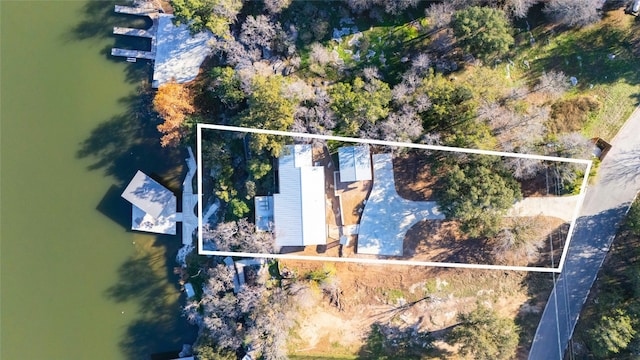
left=197, top=124, right=593, bottom=273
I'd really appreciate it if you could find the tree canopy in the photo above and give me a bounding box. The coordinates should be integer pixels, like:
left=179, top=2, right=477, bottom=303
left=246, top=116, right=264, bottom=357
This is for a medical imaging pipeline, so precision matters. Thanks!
left=330, top=76, right=391, bottom=137
left=452, top=6, right=514, bottom=62
left=439, top=155, right=522, bottom=237
left=153, top=82, right=195, bottom=147
left=235, top=75, right=297, bottom=158
left=209, top=67, right=245, bottom=109
left=588, top=308, right=636, bottom=358
left=447, top=303, right=519, bottom=360
left=170, top=0, right=242, bottom=36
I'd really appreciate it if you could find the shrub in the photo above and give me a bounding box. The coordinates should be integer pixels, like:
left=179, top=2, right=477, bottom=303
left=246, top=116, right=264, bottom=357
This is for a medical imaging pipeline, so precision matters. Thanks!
left=548, top=96, right=601, bottom=134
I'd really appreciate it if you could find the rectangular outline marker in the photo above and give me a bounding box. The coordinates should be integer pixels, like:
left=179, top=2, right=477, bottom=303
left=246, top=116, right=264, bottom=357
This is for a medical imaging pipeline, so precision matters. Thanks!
left=197, top=123, right=592, bottom=273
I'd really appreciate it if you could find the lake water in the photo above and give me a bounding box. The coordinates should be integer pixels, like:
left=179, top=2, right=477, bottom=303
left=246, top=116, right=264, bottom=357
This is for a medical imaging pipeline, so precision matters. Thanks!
left=1, top=1, right=196, bottom=359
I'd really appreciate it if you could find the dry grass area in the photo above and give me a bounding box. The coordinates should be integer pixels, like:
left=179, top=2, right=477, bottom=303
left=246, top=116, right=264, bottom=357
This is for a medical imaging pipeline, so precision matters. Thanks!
left=281, top=259, right=555, bottom=358
left=393, top=151, right=443, bottom=202
left=400, top=216, right=567, bottom=268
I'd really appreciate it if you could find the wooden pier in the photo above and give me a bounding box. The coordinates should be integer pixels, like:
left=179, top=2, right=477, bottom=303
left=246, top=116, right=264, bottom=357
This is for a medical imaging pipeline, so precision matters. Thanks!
left=114, top=5, right=156, bottom=16
left=111, top=48, right=155, bottom=60
left=113, top=27, right=154, bottom=38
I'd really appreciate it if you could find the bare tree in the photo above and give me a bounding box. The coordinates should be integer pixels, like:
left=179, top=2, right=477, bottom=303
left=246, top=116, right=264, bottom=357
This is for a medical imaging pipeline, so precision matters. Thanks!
left=479, top=102, right=547, bottom=152
left=202, top=222, right=236, bottom=251
left=494, top=216, right=545, bottom=263
left=505, top=0, right=539, bottom=18
left=236, top=285, right=265, bottom=314
left=264, top=0, right=291, bottom=14
left=203, top=219, right=275, bottom=254
left=378, top=106, right=424, bottom=142
left=556, top=132, right=593, bottom=159
left=209, top=37, right=258, bottom=67
left=309, top=42, right=332, bottom=66
left=535, top=70, right=570, bottom=99
left=362, top=66, right=382, bottom=81
left=506, top=153, right=545, bottom=180
left=319, top=276, right=343, bottom=311
left=391, top=82, right=413, bottom=105
left=382, top=0, right=420, bottom=15
left=425, top=2, right=455, bottom=29
left=411, top=53, right=431, bottom=74
left=240, top=15, right=280, bottom=51
left=245, top=287, right=294, bottom=360
left=544, top=0, right=602, bottom=27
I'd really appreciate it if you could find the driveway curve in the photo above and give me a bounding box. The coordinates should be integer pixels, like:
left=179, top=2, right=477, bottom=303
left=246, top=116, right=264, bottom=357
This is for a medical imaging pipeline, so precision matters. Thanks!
left=357, top=153, right=444, bottom=256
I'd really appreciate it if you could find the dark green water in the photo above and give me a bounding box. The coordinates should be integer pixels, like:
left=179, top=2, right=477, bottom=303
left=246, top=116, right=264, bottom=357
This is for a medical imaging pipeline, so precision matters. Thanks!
left=1, top=1, right=195, bottom=359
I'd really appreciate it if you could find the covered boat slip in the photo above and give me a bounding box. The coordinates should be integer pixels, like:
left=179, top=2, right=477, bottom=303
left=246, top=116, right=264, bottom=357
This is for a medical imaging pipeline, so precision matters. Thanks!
left=122, top=170, right=178, bottom=235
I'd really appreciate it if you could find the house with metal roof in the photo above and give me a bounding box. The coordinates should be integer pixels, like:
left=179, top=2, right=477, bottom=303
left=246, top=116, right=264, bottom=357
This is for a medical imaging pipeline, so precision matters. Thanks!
left=272, top=144, right=327, bottom=248
left=338, top=145, right=372, bottom=182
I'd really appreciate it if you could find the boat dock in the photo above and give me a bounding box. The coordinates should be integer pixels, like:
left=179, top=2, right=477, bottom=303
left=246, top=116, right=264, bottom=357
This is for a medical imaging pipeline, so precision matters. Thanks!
left=111, top=5, right=158, bottom=62
left=111, top=3, right=214, bottom=88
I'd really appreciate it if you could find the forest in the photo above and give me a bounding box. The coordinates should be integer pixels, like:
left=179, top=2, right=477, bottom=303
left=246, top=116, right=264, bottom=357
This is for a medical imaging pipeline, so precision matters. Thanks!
left=149, top=0, right=640, bottom=358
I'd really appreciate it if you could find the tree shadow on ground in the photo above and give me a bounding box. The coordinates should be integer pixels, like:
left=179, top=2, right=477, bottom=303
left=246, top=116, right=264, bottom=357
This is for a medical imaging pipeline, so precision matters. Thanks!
left=523, top=205, right=630, bottom=359
left=601, top=148, right=640, bottom=185
left=516, top=271, right=555, bottom=357
left=106, top=235, right=197, bottom=360
left=522, top=10, right=640, bottom=89
left=356, top=321, right=449, bottom=359
left=402, top=219, right=494, bottom=265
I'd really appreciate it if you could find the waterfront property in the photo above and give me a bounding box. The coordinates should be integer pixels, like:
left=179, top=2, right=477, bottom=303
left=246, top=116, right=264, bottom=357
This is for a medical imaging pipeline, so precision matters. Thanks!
left=121, top=147, right=199, bottom=242
left=111, top=4, right=214, bottom=88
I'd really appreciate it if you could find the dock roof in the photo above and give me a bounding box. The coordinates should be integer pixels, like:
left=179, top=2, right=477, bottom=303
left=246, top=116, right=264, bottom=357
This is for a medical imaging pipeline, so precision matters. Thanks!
left=122, top=171, right=175, bottom=219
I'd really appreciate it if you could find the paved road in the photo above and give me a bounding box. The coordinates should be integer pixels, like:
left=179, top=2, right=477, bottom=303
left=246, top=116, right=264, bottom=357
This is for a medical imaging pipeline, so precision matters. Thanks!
left=528, top=106, right=640, bottom=359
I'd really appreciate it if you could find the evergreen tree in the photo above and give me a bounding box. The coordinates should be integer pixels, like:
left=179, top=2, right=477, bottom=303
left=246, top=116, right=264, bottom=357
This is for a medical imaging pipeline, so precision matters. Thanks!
left=588, top=308, right=636, bottom=358
left=452, top=6, right=514, bottom=62
left=170, top=0, right=242, bottom=36
left=439, top=155, right=522, bottom=237
left=447, top=303, right=519, bottom=360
